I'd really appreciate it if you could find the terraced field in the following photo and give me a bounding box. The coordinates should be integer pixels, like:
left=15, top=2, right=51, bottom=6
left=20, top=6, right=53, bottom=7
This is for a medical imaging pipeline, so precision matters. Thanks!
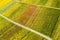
left=0, top=0, right=60, bottom=40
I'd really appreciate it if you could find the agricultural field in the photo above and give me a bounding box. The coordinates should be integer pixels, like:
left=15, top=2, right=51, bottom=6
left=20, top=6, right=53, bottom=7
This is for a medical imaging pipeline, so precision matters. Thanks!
left=0, top=0, right=60, bottom=40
